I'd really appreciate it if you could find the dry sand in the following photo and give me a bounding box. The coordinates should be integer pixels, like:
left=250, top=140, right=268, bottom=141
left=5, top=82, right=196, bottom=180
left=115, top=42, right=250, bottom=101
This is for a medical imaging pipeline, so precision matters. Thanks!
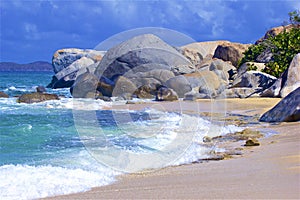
left=46, top=98, right=300, bottom=199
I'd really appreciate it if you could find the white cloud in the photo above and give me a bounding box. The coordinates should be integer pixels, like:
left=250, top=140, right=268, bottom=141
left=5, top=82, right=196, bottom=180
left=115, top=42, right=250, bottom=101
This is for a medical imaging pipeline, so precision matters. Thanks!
left=24, top=23, right=40, bottom=40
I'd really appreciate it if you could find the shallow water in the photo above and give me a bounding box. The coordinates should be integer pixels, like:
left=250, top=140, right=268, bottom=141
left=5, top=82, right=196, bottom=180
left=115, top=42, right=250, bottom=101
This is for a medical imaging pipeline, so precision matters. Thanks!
left=0, top=72, right=244, bottom=199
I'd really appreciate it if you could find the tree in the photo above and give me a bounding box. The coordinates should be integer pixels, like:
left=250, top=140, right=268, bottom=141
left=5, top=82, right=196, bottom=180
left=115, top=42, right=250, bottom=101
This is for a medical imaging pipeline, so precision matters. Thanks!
left=289, top=10, right=300, bottom=25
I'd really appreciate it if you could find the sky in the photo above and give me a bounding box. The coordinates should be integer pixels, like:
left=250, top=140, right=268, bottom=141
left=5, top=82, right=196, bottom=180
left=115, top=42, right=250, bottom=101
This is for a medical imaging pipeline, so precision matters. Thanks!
left=0, top=0, right=299, bottom=64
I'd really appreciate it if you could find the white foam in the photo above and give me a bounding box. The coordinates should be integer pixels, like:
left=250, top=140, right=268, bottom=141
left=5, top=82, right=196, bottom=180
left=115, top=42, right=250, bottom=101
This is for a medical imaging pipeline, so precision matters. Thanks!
left=0, top=164, right=118, bottom=200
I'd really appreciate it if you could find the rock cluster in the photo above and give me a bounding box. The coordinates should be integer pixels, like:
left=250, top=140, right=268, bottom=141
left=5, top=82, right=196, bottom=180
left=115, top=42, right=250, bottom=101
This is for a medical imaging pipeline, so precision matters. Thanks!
left=45, top=25, right=299, bottom=111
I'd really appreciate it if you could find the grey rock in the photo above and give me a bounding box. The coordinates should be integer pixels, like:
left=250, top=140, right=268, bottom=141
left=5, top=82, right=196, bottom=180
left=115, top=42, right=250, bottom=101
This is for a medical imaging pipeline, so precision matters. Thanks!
left=95, top=34, right=194, bottom=79
left=256, top=48, right=273, bottom=63
left=52, top=48, right=104, bottom=73
left=156, top=86, right=178, bottom=101
left=260, top=78, right=282, bottom=97
left=71, top=71, right=99, bottom=98
left=260, top=87, right=300, bottom=122
left=223, top=88, right=258, bottom=98
left=231, top=71, right=276, bottom=90
left=237, top=62, right=266, bottom=77
left=209, top=59, right=236, bottom=81
left=134, top=83, right=159, bottom=99
left=165, top=75, right=192, bottom=98
left=112, top=76, right=137, bottom=98
left=36, top=86, right=46, bottom=93
left=280, top=53, right=300, bottom=98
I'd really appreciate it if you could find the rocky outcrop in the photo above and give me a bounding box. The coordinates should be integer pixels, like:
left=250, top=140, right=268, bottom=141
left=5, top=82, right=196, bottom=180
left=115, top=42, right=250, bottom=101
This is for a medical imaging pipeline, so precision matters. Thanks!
left=165, top=75, right=192, bottom=97
left=17, top=93, right=59, bottom=103
left=255, top=24, right=299, bottom=44
left=260, top=87, right=300, bottom=122
left=95, top=34, right=194, bottom=79
left=155, top=86, right=178, bottom=101
left=231, top=71, right=276, bottom=91
left=52, top=48, right=104, bottom=73
left=0, top=91, right=9, bottom=98
left=260, top=53, right=300, bottom=98
left=213, top=42, right=251, bottom=67
left=48, top=48, right=104, bottom=89
left=36, top=86, right=46, bottom=93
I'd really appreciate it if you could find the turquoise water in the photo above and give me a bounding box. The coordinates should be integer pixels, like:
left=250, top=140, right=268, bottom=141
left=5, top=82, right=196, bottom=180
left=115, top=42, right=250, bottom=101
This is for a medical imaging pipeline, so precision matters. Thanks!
left=0, top=71, right=243, bottom=200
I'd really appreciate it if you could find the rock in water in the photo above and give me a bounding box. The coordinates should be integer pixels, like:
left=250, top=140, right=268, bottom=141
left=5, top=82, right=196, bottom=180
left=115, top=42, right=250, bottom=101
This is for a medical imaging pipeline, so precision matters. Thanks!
left=0, top=91, right=9, bottom=98
left=36, top=86, right=46, bottom=93
left=18, top=93, right=59, bottom=103
left=244, top=138, right=260, bottom=146
left=155, top=86, right=178, bottom=101
left=260, top=87, right=300, bottom=122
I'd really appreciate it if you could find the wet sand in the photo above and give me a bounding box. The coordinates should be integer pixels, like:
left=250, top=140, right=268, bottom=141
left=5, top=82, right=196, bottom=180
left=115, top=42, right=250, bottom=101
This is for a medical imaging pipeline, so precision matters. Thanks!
left=46, top=98, right=300, bottom=199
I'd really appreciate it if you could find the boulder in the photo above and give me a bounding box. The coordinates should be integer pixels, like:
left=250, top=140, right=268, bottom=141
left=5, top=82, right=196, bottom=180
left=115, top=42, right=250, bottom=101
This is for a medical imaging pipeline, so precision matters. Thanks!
left=95, top=34, right=194, bottom=80
left=52, top=48, right=104, bottom=73
left=244, top=138, right=260, bottom=146
left=184, top=71, right=225, bottom=98
left=231, top=71, right=276, bottom=90
left=260, top=78, right=282, bottom=97
left=156, top=86, right=178, bottom=101
left=97, top=76, right=115, bottom=97
left=223, top=88, right=258, bottom=98
left=17, top=93, right=59, bottom=103
left=260, top=87, right=300, bottom=122
left=213, top=42, right=251, bottom=67
left=48, top=57, right=95, bottom=89
left=112, top=76, right=137, bottom=98
left=209, top=59, right=236, bottom=81
left=165, top=75, right=192, bottom=98
left=36, top=86, right=46, bottom=93
left=0, top=91, right=9, bottom=98
left=237, top=62, right=266, bottom=77
left=280, top=53, right=300, bottom=97
left=255, top=49, right=273, bottom=63
left=71, top=71, right=99, bottom=98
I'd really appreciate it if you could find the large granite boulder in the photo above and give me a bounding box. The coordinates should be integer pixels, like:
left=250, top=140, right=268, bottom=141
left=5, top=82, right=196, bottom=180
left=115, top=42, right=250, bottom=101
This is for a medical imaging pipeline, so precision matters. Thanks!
left=231, top=71, right=276, bottom=91
left=280, top=53, right=300, bottom=97
left=223, top=88, right=258, bottom=99
left=17, top=93, right=59, bottom=103
left=71, top=71, right=99, bottom=98
left=52, top=48, right=104, bottom=73
left=213, top=42, right=251, bottom=67
left=94, top=34, right=194, bottom=80
left=112, top=76, right=137, bottom=98
left=165, top=75, right=192, bottom=97
left=209, top=59, right=236, bottom=82
left=0, top=91, right=9, bottom=98
left=260, top=87, right=300, bottom=122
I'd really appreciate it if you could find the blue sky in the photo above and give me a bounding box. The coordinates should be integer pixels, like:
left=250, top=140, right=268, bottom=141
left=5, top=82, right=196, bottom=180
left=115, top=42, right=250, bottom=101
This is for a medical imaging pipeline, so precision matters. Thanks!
left=0, top=0, right=299, bottom=63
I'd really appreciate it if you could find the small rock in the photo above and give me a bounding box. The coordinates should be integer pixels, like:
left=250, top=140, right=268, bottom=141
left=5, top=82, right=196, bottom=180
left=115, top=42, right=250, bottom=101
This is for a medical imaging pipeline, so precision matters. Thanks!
left=203, top=136, right=212, bottom=143
left=36, top=86, right=46, bottom=93
left=244, top=138, right=260, bottom=146
left=18, top=93, right=59, bottom=103
left=0, top=91, right=9, bottom=98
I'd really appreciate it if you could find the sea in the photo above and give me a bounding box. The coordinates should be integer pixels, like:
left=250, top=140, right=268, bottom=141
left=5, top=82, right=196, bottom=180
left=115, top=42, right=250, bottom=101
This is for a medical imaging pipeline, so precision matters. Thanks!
left=0, top=71, right=244, bottom=200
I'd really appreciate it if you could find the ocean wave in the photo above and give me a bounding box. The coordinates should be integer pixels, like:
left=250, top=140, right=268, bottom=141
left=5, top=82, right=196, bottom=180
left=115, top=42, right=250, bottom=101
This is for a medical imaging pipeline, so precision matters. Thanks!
left=0, top=164, right=119, bottom=200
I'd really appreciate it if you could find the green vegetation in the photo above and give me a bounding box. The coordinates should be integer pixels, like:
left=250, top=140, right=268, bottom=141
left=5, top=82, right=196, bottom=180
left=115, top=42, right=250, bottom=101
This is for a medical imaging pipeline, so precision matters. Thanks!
left=238, top=10, right=300, bottom=78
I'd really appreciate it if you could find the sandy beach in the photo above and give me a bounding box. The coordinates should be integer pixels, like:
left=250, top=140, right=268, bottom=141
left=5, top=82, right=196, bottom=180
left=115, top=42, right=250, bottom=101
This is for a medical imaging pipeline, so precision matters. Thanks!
left=46, top=98, right=300, bottom=199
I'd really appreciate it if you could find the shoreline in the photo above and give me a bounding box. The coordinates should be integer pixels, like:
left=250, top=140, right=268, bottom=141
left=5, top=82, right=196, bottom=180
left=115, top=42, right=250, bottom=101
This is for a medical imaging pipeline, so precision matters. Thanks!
left=45, top=98, right=300, bottom=199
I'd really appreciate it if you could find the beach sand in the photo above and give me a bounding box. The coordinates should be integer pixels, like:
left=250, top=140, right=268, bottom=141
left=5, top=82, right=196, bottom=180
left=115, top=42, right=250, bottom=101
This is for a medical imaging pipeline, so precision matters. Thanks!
left=46, top=98, right=300, bottom=199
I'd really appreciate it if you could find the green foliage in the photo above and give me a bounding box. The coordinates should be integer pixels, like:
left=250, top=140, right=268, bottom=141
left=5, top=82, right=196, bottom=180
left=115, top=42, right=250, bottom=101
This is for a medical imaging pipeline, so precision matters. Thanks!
left=238, top=27, right=300, bottom=77
left=263, top=28, right=300, bottom=77
left=238, top=10, right=300, bottom=78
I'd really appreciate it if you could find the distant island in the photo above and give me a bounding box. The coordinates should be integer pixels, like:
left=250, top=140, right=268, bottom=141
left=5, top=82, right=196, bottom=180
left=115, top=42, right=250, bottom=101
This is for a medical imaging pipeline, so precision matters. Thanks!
left=0, top=61, right=53, bottom=72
